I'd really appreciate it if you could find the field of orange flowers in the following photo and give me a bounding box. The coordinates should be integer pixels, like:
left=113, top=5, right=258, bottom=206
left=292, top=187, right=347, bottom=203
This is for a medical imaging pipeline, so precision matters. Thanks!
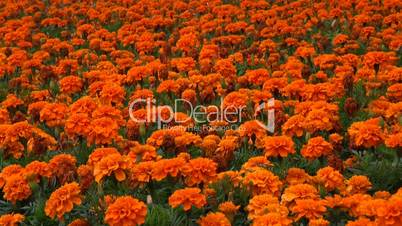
left=0, top=0, right=401, bottom=225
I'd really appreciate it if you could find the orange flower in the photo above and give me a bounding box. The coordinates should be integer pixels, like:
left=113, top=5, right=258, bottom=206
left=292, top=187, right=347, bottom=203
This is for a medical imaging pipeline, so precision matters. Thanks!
left=65, top=113, right=91, bottom=138
left=2, top=174, right=31, bottom=204
left=39, top=103, right=69, bottom=127
left=246, top=194, right=288, bottom=220
left=151, top=156, right=185, bottom=180
left=104, top=196, right=147, bottom=226
left=45, top=182, right=82, bottom=220
left=69, top=164, right=89, bottom=191
left=168, top=188, right=206, bottom=211
left=24, top=160, right=52, bottom=181
left=129, top=161, right=154, bottom=186
left=48, top=154, right=77, bottom=184
left=252, top=213, right=292, bottom=226
left=345, top=175, right=372, bottom=195
left=198, top=212, right=231, bottom=226
left=0, top=213, right=25, bottom=226
left=282, top=115, right=305, bottom=137
left=1, top=94, right=24, bottom=109
left=59, top=75, right=83, bottom=95
left=262, top=136, right=296, bottom=158
left=218, top=201, right=240, bottom=216
left=315, top=167, right=344, bottom=191
left=281, top=184, right=319, bottom=206
left=93, top=153, right=128, bottom=183
left=348, top=118, right=384, bottom=148
left=301, top=136, right=333, bottom=160
left=67, top=219, right=89, bottom=226
left=309, top=218, right=330, bottom=226
left=87, top=117, right=120, bottom=146
left=181, top=158, right=217, bottom=186
left=285, top=168, right=312, bottom=185
left=292, top=199, right=327, bottom=221
left=243, top=168, right=283, bottom=196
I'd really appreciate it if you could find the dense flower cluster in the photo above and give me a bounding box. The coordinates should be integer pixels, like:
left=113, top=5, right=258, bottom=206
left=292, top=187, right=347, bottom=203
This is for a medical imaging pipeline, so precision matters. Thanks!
left=0, top=0, right=401, bottom=225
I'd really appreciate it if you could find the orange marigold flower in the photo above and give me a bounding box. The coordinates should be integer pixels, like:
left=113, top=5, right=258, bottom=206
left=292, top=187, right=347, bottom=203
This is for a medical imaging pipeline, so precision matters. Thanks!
left=346, top=217, right=376, bottom=226
left=0, top=213, right=25, bottom=226
left=168, top=188, right=206, bottom=211
left=238, top=120, right=267, bottom=140
left=309, top=218, right=330, bottom=226
left=65, top=113, right=91, bottom=138
left=87, top=117, right=120, bottom=146
left=151, top=157, right=186, bottom=181
left=252, top=213, right=292, bottom=226
left=2, top=174, right=31, bottom=204
left=181, top=158, right=217, bottom=186
left=348, top=118, right=384, bottom=148
left=198, top=212, right=231, bottom=226
left=1, top=94, right=24, bottom=109
left=301, top=136, right=333, bottom=160
left=345, top=175, right=372, bottom=195
left=87, top=147, right=120, bottom=168
left=24, top=160, right=52, bottom=181
left=246, top=194, right=288, bottom=220
left=39, top=103, right=68, bottom=127
left=93, top=153, right=128, bottom=183
left=292, top=199, right=327, bottom=221
left=104, top=196, right=147, bottom=226
left=285, top=168, right=312, bottom=185
left=243, top=168, right=283, bottom=196
left=59, top=75, right=83, bottom=95
left=241, top=156, right=273, bottom=173
left=67, top=219, right=89, bottom=226
left=45, top=182, right=82, bottom=220
left=129, top=161, right=154, bottom=187
left=262, top=136, right=295, bottom=158
left=281, top=184, right=319, bottom=207
left=282, top=115, right=305, bottom=137
left=219, top=201, right=240, bottom=216
left=48, top=154, right=77, bottom=184
left=315, top=166, right=344, bottom=191
left=0, top=164, right=24, bottom=188
left=385, top=132, right=402, bottom=149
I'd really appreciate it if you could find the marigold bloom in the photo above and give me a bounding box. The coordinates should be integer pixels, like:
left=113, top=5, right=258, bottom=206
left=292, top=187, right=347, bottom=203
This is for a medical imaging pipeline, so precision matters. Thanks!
left=67, top=219, right=89, bottom=226
left=315, top=167, right=344, bottom=191
left=151, top=157, right=186, bottom=181
left=45, top=182, right=82, bottom=220
left=168, top=188, right=206, bottom=211
left=348, top=118, right=384, bottom=148
left=252, top=213, right=292, bottom=226
left=48, top=154, right=77, bottom=184
left=0, top=213, right=25, bottom=226
left=292, top=199, right=327, bottom=221
left=87, top=117, right=120, bottom=146
left=285, top=168, right=312, bottom=185
left=301, top=136, right=333, bottom=160
left=2, top=174, right=31, bottom=204
left=262, top=136, right=296, bottom=158
left=93, top=153, right=128, bottom=183
left=104, top=196, right=147, bottom=226
left=243, top=168, right=283, bottom=196
left=345, top=175, right=372, bottom=194
left=218, top=201, right=240, bottom=216
left=59, top=75, right=83, bottom=94
left=281, top=184, right=319, bottom=206
left=39, top=103, right=68, bottom=127
left=198, top=212, right=231, bottom=226
left=181, top=158, right=217, bottom=186
left=246, top=194, right=288, bottom=220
